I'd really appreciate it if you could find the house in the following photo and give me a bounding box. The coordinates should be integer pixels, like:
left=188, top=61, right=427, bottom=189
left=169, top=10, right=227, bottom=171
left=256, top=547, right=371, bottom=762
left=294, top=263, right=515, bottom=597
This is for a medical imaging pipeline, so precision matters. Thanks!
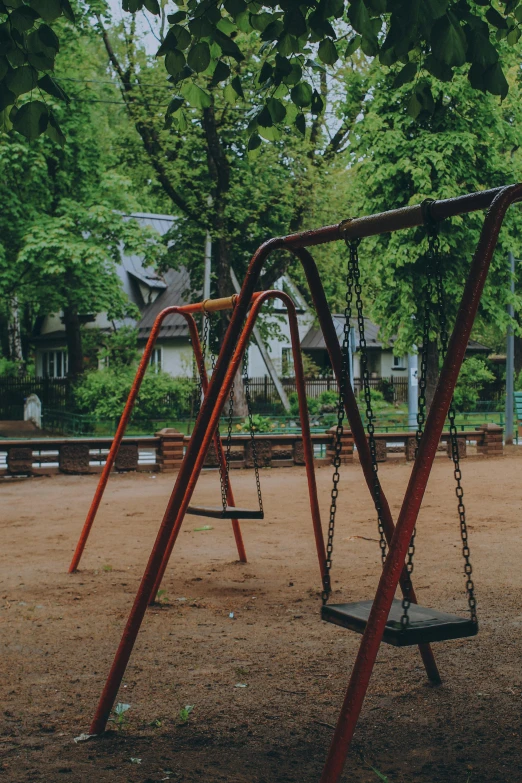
left=300, top=316, right=490, bottom=379
left=32, top=213, right=314, bottom=379
left=32, top=212, right=490, bottom=383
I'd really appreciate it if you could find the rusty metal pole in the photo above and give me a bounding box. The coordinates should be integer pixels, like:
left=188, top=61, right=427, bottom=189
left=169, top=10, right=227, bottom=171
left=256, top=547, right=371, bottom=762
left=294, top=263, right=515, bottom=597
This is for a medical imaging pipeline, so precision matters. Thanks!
left=293, top=246, right=441, bottom=685
left=69, top=304, right=247, bottom=574
left=149, top=290, right=327, bottom=601
left=319, top=184, right=522, bottom=783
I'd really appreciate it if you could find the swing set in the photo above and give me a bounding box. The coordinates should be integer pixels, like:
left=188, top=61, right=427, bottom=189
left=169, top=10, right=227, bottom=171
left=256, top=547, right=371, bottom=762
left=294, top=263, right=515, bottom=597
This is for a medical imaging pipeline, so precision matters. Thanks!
left=75, top=184, right=521, bottom=783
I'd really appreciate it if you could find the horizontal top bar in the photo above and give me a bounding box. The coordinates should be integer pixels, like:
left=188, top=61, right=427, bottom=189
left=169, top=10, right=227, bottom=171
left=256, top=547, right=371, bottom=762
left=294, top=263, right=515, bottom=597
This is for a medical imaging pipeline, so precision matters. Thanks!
left=282, top=185, right=522, bottom=249
left=179, top=292, right=264, bottom=314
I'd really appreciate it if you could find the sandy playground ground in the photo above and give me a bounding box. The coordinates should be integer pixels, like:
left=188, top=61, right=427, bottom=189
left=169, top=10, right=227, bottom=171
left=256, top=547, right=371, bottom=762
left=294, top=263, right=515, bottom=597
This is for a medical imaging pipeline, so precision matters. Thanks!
left=1, top=451, right=522, bottom=783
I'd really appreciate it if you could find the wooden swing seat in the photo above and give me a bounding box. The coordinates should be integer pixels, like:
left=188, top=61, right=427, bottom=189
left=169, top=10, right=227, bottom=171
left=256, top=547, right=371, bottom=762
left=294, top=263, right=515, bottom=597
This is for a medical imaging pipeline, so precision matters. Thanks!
left=322, top=598, right=478, bottom=646
left=186, top=505, right=264, bottom=520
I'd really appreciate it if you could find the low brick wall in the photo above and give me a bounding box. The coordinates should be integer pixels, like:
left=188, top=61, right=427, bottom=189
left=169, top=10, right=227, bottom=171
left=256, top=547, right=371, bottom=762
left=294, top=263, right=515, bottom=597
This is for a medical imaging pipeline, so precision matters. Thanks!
left=0, top=423, right=503, bottom=478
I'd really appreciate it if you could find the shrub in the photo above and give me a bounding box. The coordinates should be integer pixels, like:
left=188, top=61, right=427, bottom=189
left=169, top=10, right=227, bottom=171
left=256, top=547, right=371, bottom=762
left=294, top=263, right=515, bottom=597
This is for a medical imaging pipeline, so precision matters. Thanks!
left=318, top=390, right=339, bottom=413
left=236, top=414, right=274, bottom=433
left=288, top=391, right=320, bottom=417
left=453, top=358, right=495, bottom=412
left=74, top=367, right=195, bottom=420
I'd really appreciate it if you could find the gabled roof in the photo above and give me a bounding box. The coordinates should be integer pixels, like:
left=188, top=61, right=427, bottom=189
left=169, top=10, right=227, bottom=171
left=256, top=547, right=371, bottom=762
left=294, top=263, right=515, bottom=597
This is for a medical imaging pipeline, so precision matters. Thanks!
left=136, top=267, right=194, bottom=339
left=301, top=316, right=490, bottom=353
left=301, top=316, right=392, bottom=350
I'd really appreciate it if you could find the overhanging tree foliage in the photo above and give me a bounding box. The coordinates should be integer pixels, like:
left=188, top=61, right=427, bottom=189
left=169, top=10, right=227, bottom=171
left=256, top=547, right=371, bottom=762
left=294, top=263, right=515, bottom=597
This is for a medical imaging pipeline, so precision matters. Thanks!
left=3, top=1, right=522, bottom=141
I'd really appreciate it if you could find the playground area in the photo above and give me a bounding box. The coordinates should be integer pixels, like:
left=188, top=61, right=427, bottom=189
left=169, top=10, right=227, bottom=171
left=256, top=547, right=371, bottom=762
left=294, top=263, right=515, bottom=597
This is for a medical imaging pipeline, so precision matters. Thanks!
left=1, top=454, right=522, bottom=783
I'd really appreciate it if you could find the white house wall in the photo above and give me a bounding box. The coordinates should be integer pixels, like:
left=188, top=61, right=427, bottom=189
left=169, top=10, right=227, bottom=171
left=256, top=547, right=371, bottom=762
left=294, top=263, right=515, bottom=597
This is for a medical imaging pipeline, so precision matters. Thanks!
left=151, top=338, right=194, bottom=378
left=247, top=309, right=315, bottom=376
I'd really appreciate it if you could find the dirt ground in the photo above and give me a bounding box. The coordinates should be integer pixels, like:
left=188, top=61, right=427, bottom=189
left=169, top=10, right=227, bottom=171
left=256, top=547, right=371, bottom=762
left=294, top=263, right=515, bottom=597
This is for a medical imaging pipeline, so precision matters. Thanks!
left=1, top=451, right=522, bottom=783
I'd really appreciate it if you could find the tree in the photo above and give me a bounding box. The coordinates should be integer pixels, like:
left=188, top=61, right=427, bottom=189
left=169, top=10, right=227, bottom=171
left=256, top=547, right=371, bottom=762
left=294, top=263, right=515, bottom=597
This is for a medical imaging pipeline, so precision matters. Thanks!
left=3, top=2, right=522, bottom=142
left=346, top=48, right=522, bottom=400
left=0, top=20, right=164, bottom=376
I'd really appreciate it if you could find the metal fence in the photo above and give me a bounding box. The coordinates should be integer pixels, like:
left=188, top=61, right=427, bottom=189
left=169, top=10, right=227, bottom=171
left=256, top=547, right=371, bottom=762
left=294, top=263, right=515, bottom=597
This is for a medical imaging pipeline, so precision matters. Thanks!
left=248, top=375, right=409, bottom=412
left=0, top=376, right=72, bottom=419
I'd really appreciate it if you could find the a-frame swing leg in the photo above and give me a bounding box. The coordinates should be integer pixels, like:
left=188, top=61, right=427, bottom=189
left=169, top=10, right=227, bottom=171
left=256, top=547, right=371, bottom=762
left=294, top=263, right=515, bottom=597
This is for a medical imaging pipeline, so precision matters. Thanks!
left=294, top=246, right=441, bottom=686
left=68, top=305, right=247, bottom=574
left=148, top=290, right=328, bottom=604
left=89, top=279, right=328, bottom=734
left=319, top=186, right=519, bottom=783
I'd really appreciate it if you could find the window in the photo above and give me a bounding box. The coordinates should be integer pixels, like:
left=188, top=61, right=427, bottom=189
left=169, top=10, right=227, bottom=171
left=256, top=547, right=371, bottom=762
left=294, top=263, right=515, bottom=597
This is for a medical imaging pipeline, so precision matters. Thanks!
left=42, top=350, right=68, bottom=378
left=149, top=347, right=162, bottom=373
left=392, top=355, right=407, bottom=370
left=281, top=347, right=294, bottom=377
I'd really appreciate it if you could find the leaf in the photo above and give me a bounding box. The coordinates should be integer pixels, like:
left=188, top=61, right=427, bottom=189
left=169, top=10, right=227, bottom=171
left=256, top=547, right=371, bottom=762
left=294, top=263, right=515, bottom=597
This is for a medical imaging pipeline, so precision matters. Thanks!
left=295, top=112, right=306, bottom=135
left=181, top=82, right=211, bottom=109
left=431, top=13, right=467, bottom=67
left=256, top=105, right=273, bottom=127
left=34, top=24, right=60, bottom=55
left=143, top=0, right=160, bottom=14
left=168, top=11, right=186, bottom=23
left=424, top=54, right=453, bottom=81
left=267, top=96, right=285, bottom=122
left=60, top=0, right=75, bottom=23
left=485, top=7, right=508, bottom=29
left=345, top=34, right=362, bottom=57
left=0, top=82, right=15, bottom=111
left=45, top=110, right=65, bottom=145
left=211, top=60, right=230, bottom=84
left=166, top=95, right=184, bottom=115
left=231, top=75, right=244, bottom=98
left=407, top=91, right=422, bottom=118
left=348, top=0, right=378, bottom=41
left=9, top=6, right=39, bottom=31
left=12, top=99, right=48, bottom=138
left=290, top=81, right=312, bottom=107
left=213, top=29, right=244, bottom=61
left=250, top=11, right=274, bottom=32
left=247, top=133, right=261, bottom=151
left=6, top=65, right=38, bottom=96
left=223, top=83, right=236, bottom=102
left=282, top=62, right=302, bottom=85
left=224, top=0, right=247, bottom=16
left=284, top=8, right=306, bottom=37
left=0, top=56, right=8, bottom=80
left=258, top=123, right=281, bottom=141
left=311, top=89, right=324, bottom=114
left=187, top=41, right=210, bottom=72
left=392, top=61, right=417, bottom=89
left=425, top=0, right=449, bottom=19
left=171, top=24, right=191, bottom=51
left=507, top=27, right=521, bottom=44
left=29, top=0, right=62, bottom=22
left=318, top=38, right=338, bottom=65
left=165, top=50, right=186, bottom=77
left=277, top=33, right=294, bottom=56
left=482, top=61, right=509, bottom=97
left=38, top=73, right=68, bottom=102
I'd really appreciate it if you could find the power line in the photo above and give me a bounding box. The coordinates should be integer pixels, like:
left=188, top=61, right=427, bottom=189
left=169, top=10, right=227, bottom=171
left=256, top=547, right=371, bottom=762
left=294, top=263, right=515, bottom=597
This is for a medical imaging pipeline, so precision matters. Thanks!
left=56, top=76, right=172, bottom=88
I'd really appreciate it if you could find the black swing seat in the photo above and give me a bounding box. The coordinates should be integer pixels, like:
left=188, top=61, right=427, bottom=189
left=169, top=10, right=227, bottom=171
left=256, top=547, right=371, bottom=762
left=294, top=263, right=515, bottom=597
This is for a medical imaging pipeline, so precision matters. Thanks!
left=186, top=505, right=264, bottom=520
left=322, top=598, right=478, bottom=647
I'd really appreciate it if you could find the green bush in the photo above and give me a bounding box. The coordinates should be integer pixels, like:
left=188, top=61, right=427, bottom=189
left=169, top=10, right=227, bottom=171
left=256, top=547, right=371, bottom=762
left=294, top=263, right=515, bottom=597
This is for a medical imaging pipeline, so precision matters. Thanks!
left=453, top=358, right=495, bottom=412
left=318, top=390, right=339, bottom=412
left=236, top=414, right=274, bottom=433
left=74, top=367, right=195, bottom=420
left=288, top=391, right=320, bottom=417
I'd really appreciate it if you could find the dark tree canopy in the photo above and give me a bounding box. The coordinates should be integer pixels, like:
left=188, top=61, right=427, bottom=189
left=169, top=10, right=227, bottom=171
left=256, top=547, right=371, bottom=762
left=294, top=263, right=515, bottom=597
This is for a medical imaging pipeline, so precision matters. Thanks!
left=1, top=0, right=521, bottom=141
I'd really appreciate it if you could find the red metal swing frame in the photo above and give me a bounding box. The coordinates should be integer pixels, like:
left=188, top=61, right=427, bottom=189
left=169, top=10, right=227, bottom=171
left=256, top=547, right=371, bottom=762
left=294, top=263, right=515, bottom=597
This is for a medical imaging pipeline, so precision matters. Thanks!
left=85, top=184, right=522, bottom=783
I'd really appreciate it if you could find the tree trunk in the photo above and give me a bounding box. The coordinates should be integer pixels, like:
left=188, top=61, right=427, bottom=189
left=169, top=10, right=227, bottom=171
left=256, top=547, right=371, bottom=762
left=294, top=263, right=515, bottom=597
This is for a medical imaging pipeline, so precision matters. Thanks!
left=63, top=306, right=84, bottom=379
left=8, top=297, right=24, bottom=373
left=425, top=338, right=439, bottom=412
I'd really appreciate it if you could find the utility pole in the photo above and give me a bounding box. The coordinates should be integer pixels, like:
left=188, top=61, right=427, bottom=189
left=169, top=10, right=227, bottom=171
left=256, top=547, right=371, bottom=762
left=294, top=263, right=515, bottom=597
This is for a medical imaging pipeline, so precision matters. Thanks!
left=505, top=252, right=515, bottom=445
left=408, top=350, right=418, bottom=430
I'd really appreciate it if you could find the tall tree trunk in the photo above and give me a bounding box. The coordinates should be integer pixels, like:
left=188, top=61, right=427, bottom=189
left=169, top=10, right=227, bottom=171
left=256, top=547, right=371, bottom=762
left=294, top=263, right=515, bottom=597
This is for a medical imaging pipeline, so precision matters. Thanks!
left=8, top=297, right=24, bottom=373
left=425, top=338, right=439, bottom=412
left=63, top=306, right=83, bottom=379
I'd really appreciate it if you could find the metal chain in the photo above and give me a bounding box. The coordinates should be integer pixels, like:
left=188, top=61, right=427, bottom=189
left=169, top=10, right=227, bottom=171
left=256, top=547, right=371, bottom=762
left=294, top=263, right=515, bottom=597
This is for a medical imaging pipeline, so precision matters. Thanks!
left=322, top=246, right=352, bottom=605
left=432, top=235, right=478, bottom=625
left=209, top=316, right=235, bottom=512
left=400, top=245, right=434, bottom=628
left=243, top=350, right=264, bottom=514
left=351, top=240, right=388, bottom=567
left=194, top=314, right=209, bottom=418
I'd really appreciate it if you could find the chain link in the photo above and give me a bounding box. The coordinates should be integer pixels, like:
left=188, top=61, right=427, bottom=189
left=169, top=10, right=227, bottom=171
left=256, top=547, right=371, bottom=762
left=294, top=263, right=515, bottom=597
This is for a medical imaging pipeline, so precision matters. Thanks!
left=243, top=351, right=264, bottom=514
left=350, top=240, right=388, bottom=568
left=432, top=234, right=478, bottom=625
left=322, top=245, right=352, bottom=605
left=207, top=316, right=235, bottom=513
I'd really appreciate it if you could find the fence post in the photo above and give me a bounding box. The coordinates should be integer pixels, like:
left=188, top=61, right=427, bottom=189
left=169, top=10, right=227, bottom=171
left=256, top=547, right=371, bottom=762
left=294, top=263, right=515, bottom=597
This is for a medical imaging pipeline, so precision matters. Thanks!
left=326, top=426, right=354, bottom=464
left=156, top=428, right=184, bottom=472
